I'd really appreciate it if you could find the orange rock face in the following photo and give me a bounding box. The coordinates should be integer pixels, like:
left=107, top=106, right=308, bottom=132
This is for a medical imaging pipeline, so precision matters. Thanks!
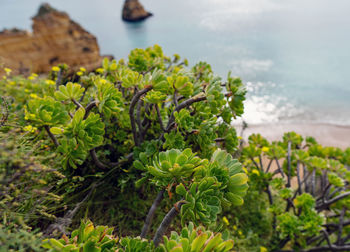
left=122, top=0, right=152, bottom=22
left=0, top=3, right=103, bottom=76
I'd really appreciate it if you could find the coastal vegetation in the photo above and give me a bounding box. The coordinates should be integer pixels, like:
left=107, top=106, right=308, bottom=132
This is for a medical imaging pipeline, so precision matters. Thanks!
left=0, top=45, right=349, bottom=251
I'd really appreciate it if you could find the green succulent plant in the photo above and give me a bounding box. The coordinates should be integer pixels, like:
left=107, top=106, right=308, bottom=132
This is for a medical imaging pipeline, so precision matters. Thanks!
left=54, top=82, right=85, bottom=102
left=159, top=222, right=234, bottom=252
left=143, top=149, right=208, bottom=185
left=94, top=77, right=124, bottom=118
left=63, top=108, right=105, bottom=151
left=25, top=96, right=70, bottom=126
left=176, top=177, right=222, bottom=225
left=42, top=219, right=119, bottom=252
left=208, top=149, right=248, bottom=207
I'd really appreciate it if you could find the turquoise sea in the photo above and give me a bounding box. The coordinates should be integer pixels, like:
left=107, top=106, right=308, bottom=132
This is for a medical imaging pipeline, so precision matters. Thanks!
left=1, top=0, right=350, bottom=125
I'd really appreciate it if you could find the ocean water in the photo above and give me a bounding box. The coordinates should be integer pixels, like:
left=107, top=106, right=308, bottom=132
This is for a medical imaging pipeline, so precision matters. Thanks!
left=1, top=0, right=350, bottom=125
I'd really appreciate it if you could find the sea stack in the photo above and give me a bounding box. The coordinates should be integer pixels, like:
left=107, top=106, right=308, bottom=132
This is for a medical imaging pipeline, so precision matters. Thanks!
left=122, top=0, right=153, bottom=22
left=0, top=3, right=103, bottom=76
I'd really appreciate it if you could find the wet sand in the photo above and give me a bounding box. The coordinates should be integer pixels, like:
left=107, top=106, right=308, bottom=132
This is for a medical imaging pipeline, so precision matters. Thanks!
left=237, top=123, right=350, bottom=149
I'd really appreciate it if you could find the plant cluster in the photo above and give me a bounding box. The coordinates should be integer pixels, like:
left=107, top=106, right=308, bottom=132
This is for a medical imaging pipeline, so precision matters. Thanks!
left=1, top=44, right=349, bottom=252
left=231, top=132, right=350, bottom=251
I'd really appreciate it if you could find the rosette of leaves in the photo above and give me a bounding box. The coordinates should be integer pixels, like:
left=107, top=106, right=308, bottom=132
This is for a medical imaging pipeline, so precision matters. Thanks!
left=25, top=96, right=70, bottom=126
left=146, top=69, right=169, bottom=93
left=167, top=75, right=194, bottom=97
left=159, top=222, right=234, bottom=252
left=144, top=90, right=167, bottom=104
left=42, top=219, right=119, bottom=252
left=120, top=68, right=143, bottom=88
left=176, top=177, right=222, bottom=225
left=208, top=149, right=248, bottom=207
left=63, top=108, right=105, bottom=151
left=135, top=149, right=208, bottom=186
left=282, top=131, right=303, bottom=148
left=248, top=134, right=269, bottom=148
left=94, top=78, right=124, bottom=118
left=128, top=44, right=165, bottom=72
left=57, top=138, right=87, bottom=169
left=226, top=73, right=246, bottom=118
left=54, top=82, right=85, bottom=102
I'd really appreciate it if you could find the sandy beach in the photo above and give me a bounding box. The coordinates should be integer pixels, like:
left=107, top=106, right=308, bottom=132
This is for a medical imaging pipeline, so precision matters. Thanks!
left=237, top=123, right=350, bottom=149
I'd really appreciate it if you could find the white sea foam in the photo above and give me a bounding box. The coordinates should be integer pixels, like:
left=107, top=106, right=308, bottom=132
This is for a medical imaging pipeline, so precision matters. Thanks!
left=234, top=81, right=302, bottom=125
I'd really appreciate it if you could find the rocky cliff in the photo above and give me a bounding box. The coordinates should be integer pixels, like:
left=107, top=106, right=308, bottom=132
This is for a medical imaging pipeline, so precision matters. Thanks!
left=0, top=3, right=103, bottom=76
left=122, top=0, right=152, bottom=22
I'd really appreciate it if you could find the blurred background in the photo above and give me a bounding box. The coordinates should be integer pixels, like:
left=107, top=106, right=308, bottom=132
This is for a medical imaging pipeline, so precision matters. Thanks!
left=1, top=0, right=350, bottom=126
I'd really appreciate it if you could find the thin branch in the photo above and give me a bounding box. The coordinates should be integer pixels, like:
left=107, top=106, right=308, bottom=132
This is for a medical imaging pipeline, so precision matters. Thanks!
left=153, top=201, right=185, bottom=246
left=90, top=149, right=108, bottom=170
left=44, top=125, right=59, bottom=147
left=337, top=207, right=346, bottom=245
left=317, top=192, right=350, bottom=211
left=311, top=168, right=316, bottom=196
left=296, top=161, right=302, bottom=195
left=166, top=96, right=206, bottom=131
left=155, top=104, right=165, bottom=131
left=84, top=101, right=97, bottom=119
left=265, top=159, right=274, bottom=173
left=55, top=70, right=62, bottom=90
left=250, top=157, right=260, bottom=170
left=72, top=98, right=84, bottom=110
left=275, top=158, right=285, bottom=178
left=129, top=87, right=152, bottom=146
left=140, top=189, right=165, bottom=238
left=286, top=141, right=292, bottom=187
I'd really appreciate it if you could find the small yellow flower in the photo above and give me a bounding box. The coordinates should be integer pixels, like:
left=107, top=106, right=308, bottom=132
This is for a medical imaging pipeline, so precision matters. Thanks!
left=45, top=80, right=55, bottom=85
left=79, top=67, right=86, bottom=72
left=3, top=76, right=7, bottom=80
left=24, top=89, right=29, bottom=93
left=262, top=147, right=269, bottom=152
left=222, top=216, right=229, bottom=225
left=4, top=67, right=12, bottom=74
left=260, top=246, right=268, bottom=252
left=238, top=230, right=243, bottom=236
left=76, top=71, right=83, bottom=76
left=32, top=73, right=38, bottom=77
left=237, top=136, right=243, bottom=140
left=30, top=93, right=38, bottom=98
left=23, top=125, right=37, bottom=133
left=100, top=79, right=107, bottom=84
left=233, top=225, right=237, bottom=230
left=4, top=68, right=12, bottom=77
left=51, top=66, right=60, bottom=72
left=96, top=68, right=104, bottom=74
left=9, top=81, right=16, bottom=86
left=252, top=169, right=260, bottom=176
left=242, top=167, right=248, bottom=174
left=28, top=76, right=35, bottom=80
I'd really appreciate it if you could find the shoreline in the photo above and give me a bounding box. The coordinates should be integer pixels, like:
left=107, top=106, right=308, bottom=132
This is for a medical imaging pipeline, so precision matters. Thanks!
left=235, top=122, right=350, bottom=149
